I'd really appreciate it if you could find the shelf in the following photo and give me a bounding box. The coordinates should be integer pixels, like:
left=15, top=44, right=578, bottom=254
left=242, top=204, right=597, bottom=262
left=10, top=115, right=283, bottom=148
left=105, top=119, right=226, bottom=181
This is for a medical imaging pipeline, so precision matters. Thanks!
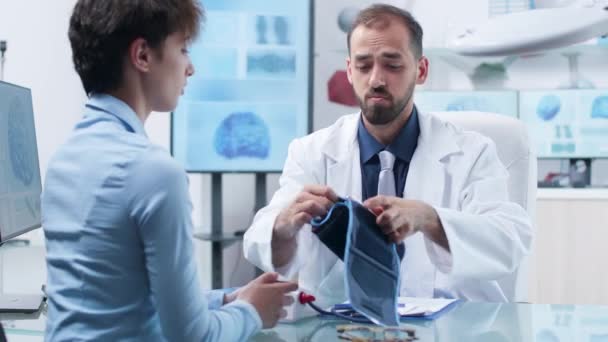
left=322, top=42, right=608, bottom=61
left=537, top=188, right=608, bottom=200
left=193, top=232, right=244, bottom=245
left=426, top=42, right=608, bottom=60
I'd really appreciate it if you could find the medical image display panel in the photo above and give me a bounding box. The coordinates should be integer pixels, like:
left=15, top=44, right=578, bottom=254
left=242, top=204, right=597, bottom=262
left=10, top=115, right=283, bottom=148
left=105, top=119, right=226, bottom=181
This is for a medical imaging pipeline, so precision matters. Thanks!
left=519, top=90, right=608, bottom=158
left=171, top=0, right=311, bottom=172
left=414, top=90, right=519, bottom=118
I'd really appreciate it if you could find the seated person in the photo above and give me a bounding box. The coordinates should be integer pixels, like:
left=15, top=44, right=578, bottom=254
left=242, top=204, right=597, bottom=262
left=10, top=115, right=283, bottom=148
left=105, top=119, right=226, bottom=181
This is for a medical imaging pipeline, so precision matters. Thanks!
left=42, top=1, right=296, bottom=340
left=243, top=4, right=532, bottom=307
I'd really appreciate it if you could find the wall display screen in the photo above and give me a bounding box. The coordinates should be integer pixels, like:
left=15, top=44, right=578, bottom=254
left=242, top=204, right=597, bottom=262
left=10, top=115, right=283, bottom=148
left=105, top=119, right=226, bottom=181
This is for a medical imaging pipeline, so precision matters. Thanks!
left=171, top=0, right=312, bottom=172
left=519, top=90, right=608, bottom=158
left=414, top=90, right=519, bottom=117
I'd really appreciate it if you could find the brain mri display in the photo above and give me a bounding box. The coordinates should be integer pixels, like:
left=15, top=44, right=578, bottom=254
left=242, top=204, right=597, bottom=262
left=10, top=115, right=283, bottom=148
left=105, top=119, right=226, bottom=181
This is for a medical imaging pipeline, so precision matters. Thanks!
left=519, top=89, right=608, bottom=158
left=172, top=0, right=311, bottom=172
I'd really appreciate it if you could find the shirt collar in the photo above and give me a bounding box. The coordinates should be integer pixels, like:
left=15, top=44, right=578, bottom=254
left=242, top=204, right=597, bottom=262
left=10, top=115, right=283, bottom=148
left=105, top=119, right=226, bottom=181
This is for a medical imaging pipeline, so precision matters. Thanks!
left=357, top=106, right=420, bottom=163
left=85, top=93, right=148, bottom=137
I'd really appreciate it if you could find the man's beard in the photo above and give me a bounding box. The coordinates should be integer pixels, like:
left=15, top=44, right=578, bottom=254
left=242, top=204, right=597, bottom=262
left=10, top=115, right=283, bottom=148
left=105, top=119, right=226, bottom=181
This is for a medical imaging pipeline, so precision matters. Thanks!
left=358, top=86, right=413, bottom=125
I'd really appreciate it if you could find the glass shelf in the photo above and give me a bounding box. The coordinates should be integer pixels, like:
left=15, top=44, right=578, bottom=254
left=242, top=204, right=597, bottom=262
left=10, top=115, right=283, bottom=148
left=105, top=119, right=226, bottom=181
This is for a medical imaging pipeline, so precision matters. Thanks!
left=426, top=41, right=608, bottom=60
left=193, top=232, right=244, bottom=245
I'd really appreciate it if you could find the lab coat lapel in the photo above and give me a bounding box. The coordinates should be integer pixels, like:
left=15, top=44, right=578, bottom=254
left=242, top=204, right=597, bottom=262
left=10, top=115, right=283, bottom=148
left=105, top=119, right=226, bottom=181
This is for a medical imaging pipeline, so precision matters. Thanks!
left=324, top=114, right=362, bottom=202
left=315, top=114, right=361, bottom=303
left=400, top=111, right=460, bottom=298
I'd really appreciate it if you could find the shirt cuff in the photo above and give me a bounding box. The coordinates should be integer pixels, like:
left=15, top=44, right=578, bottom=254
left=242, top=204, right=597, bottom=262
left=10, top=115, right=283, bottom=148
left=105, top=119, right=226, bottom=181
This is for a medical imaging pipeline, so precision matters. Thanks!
left=228, top=299, right=263, bottom=331
left=206, top=290, right=226, bottom=310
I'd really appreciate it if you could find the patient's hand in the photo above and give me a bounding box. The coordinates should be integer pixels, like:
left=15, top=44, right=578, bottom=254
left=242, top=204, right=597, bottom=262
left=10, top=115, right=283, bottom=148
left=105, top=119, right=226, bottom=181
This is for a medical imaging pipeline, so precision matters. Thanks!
left=236, top=272, right=298, bottom=328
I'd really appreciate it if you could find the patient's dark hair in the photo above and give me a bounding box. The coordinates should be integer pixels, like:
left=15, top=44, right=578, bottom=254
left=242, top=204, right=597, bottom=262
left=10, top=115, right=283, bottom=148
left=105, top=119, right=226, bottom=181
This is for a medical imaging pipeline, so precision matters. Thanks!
left=69, top=0, right=204, bottom=95
left=346, top=4, right=423, bottom=59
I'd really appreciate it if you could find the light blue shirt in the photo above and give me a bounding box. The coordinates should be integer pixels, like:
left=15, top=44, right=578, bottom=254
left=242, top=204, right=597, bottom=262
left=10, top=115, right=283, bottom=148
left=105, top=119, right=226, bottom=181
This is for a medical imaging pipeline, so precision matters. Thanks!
left=42, top=94, right=261, bottom=341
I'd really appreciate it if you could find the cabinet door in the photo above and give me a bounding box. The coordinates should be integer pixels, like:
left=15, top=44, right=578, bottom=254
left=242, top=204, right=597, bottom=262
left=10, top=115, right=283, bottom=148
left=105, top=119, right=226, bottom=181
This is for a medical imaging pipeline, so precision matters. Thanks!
left=530, top=199, right=608, bottom=304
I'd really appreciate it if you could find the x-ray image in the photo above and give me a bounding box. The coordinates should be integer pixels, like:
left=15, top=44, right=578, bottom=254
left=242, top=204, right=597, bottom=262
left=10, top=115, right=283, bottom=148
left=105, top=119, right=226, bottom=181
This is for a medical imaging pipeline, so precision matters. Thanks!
left=252, top=15, right=296, bottom=46
left=247, top=50, right=296, bottom=79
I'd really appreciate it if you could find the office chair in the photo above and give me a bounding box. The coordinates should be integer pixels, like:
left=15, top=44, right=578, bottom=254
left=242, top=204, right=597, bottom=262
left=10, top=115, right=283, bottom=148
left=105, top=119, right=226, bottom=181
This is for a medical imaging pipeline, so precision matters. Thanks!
left=432, top=111, right=537, bottom=303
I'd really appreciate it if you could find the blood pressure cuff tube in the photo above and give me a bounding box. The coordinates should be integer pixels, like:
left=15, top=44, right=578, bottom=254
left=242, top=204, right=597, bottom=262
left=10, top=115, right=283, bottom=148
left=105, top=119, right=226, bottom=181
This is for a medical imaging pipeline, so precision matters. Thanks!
left=310, top=198, right=401, bottom=326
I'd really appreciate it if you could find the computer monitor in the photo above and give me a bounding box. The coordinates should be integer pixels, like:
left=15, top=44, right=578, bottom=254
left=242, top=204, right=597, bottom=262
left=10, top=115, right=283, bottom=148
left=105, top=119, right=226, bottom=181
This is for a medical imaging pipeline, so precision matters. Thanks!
left=0, top=81, right=42, bottom=243
left=171, top=0, right=313, bottom=173
left=519, top=89, right=608, bottom=158
left=0, top=81, right=43, bottom=313
left=414, top=90, right=519, bottom=117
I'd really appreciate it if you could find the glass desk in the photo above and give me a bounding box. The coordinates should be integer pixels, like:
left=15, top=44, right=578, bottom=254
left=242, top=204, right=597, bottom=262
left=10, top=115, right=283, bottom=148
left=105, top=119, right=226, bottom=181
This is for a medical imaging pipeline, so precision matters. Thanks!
left=4, top=301, right=608, bottom=341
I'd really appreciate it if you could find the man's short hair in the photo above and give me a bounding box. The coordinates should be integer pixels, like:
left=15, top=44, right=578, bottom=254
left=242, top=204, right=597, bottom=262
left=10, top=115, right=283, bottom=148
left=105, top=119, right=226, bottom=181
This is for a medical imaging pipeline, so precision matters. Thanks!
left=346, top=4, right=423, bottom=59
left=69, top=0, right=204, bottom=95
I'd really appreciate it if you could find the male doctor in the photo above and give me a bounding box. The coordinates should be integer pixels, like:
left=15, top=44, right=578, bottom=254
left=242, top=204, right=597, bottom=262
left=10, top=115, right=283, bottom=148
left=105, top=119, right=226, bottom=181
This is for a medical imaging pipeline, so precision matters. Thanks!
left=244, top=4, right=533, bottom=306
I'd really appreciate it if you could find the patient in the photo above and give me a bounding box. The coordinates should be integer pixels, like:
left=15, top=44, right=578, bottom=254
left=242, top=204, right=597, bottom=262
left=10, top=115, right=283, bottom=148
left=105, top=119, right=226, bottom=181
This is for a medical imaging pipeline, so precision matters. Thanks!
left=41, top=1, right=296, bottom=341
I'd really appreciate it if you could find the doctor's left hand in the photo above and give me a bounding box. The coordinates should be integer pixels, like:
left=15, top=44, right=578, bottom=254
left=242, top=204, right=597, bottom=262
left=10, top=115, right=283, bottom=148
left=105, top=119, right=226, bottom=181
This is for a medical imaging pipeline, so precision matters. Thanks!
left=363, top=196, right=449, bottom=251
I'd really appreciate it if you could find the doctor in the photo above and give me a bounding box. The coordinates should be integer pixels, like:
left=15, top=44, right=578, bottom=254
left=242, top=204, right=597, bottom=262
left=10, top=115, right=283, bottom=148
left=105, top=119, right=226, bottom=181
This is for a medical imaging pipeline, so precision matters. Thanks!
left=244, top=4, right=532, bottom=306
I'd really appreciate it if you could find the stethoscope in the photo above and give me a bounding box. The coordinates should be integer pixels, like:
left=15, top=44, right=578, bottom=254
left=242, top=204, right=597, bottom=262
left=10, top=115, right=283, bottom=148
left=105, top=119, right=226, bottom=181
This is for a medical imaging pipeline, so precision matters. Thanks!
left=298, top=292, right=374, bottom=324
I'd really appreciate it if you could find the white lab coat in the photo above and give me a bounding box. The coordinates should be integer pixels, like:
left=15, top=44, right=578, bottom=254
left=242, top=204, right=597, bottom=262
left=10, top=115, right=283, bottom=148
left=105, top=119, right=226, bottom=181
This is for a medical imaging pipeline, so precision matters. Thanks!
left=243, top=111, right=532, bottom=306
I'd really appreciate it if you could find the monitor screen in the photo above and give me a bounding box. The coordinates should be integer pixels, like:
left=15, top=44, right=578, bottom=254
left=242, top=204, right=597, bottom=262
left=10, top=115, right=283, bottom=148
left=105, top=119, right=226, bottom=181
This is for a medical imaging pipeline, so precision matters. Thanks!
left=0, top=81, right=41, bottom=242
left=414, top=90, right=519, bottom=117
left=171, top=0, right=312, bottom=172
left=519, top=89, right=608, bottom=158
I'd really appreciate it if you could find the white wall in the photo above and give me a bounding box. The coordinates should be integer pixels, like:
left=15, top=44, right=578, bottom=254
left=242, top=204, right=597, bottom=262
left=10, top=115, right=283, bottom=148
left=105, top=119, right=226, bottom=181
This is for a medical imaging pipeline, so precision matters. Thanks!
left=0, top=0, right=213, bottom=289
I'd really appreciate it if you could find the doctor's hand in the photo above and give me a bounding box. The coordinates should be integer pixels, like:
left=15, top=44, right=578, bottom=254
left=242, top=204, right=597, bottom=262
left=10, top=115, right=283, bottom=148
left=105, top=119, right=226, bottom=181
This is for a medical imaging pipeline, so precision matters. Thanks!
left=236, top=272, right=298, bottom=328
left=363, top=196, right=450, bottom=251
left=273, top=185, right=339, bottom=241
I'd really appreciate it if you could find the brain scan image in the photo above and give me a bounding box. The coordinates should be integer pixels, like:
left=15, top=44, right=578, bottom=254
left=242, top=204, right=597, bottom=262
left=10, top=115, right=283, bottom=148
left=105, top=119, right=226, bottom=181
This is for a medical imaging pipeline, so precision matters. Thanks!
left=536, top=95, right=562, bottom=121
left=591, top=96, right=608, bottom=119
left=8, top=97, right=36, bottom=186
left=213, top=112, right=271, bottom=159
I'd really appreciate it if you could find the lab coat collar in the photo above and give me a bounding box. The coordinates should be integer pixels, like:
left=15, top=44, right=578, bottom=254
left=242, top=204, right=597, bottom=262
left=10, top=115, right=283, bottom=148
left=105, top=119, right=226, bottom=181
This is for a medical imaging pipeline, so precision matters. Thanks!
left=321, top=110, right=461, bottom=165
left=415, top=110, right=462, bottom=162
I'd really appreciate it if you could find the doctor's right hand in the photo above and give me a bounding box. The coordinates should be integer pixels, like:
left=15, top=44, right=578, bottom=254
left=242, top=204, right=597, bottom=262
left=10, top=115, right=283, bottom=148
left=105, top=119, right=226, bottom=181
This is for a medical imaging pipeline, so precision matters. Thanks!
left=236, top=272, right=298, bottom=328
left=273, top=185, right=339, bottom=241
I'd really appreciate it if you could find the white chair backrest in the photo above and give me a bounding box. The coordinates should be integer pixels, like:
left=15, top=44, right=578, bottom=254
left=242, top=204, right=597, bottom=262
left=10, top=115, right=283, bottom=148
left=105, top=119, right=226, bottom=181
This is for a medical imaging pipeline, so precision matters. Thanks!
left=432, top=111, right=536, bottom=302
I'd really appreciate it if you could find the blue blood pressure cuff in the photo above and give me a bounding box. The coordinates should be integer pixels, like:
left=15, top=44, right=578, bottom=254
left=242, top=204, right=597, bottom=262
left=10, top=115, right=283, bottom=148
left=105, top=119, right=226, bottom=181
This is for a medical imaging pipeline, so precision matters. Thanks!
left=311, top=198, right=400, bottom=326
